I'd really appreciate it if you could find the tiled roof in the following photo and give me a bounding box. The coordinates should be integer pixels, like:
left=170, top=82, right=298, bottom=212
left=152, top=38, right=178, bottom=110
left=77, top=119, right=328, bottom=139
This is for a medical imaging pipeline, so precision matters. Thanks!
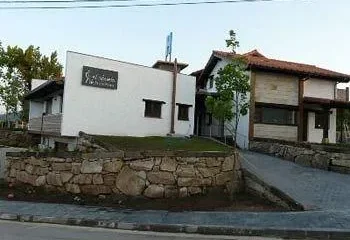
left=213, top=50, right=350, bottom=82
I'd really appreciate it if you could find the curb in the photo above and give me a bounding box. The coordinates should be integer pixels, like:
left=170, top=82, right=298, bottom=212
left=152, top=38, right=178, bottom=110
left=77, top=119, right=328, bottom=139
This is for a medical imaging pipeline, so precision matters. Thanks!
left=1, top=212, right=350, bottom=239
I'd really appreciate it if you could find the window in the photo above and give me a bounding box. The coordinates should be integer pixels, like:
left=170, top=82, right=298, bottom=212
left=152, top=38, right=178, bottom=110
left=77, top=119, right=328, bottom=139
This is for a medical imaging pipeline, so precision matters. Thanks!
left=59, top=95, right=63, bottom=113
left=143, top=99, right=164, bottom=118
left=255, top=106, right=297, bottom=125
left=209, top=75, right=214, bottom=89
left=315, top=112, right=329, bottom=129
left=177, top=104, right=191, bottom=121
left=45, top=98, right=53, bottom=114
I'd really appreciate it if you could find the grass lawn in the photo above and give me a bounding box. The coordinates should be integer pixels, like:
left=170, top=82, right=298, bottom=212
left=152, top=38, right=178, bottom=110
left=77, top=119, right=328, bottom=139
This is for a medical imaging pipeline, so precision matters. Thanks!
left=93, top=135, right=230, bottom=152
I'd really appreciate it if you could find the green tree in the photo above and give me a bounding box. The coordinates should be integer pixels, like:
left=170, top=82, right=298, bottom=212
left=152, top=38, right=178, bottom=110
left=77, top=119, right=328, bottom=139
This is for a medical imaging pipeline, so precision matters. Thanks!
left=0, top=43, right=63, bottom=121
left=205, top=30, right=250, bottom=148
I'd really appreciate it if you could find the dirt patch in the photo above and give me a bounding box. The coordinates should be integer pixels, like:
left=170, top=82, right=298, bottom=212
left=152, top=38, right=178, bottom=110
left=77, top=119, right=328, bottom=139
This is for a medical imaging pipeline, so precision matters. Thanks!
left=0, top=184, right=287, bottom=212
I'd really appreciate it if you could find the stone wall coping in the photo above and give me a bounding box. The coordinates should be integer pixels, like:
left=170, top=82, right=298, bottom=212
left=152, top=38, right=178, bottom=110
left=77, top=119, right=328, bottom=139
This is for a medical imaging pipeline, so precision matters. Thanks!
left=6, top=150, right=233, bottom=159
left=252, top=138, right=350, bottom=154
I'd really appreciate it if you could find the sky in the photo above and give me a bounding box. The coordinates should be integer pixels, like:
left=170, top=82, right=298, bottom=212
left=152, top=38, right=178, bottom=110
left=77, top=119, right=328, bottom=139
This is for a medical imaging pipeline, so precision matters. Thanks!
left=0, top=0, right=350, bottom=112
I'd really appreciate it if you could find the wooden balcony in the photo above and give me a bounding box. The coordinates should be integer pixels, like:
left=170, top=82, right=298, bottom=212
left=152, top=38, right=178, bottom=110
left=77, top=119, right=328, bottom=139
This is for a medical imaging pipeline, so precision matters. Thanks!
left=28, top=113, right=62, bottom=135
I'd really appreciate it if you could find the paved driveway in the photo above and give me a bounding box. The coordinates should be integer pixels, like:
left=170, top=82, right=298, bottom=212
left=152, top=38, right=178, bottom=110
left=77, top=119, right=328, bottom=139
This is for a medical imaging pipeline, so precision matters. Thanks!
left=241, top=151, right=350, bottom=210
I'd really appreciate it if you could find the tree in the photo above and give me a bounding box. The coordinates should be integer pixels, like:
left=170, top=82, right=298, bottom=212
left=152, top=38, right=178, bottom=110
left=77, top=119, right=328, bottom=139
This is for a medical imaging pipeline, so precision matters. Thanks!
left=0, top=43, right=63, bottom=121
left=205, top=30, right=250, bottom=149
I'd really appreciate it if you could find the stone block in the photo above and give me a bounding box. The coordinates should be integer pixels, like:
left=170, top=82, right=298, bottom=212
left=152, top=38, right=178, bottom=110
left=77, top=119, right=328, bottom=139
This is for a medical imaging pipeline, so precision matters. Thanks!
left=332, top=159, right=350, bottom=168
left=197, top=167, right=220, bottom=178
left=81, top=160, right=103, bottom=173
left=46, top=172, right=63, bottom=186
left=60, top=172, right=73, bottom=183
left=47, top=157, right=66, bottom=163
left=129, top=159, right=154, bottom=171
left=312, top=154, right=330, bottom=170
left=206, top=158, right=221, bottom=167
left=103, top=160, right=123, bottom=173
left=160, top=158, right=177, bottom=172
left=9, top=168, right=17, bottom=178
left=179, top=187, right=188, bottom=198
left=295, top=155, right=312, bottom=167
left=16, top=171, right=36, bottom=185
left=80, top=185, right=111, bottom=195
left=222, top=156, right=234, bottom=171
left=116, top=166, right=146, bottom=196
left=93, top=174, right=104, bottom=185
left=71, top=163, right=81, bottom=174
left=52, top=163, right=72, bottom=171
left=164, top=186, right=178, bottom=198
left=214, top=171, right=233, bottom=185
left=103, top=174, right=115, bottom=186
left=154, top=157, right=162, bottom=166
left=188, top=186, right=202, bottom=195
left=27, top=157, right=49, bottom=167
left=34, top=176, right=46, bottom=186
left=65, top=183, right=80, bottom=194
left=32, top=167, right=49, bottom=175
left=177, top=177, right=211, bottom=187
left=71, top=174, right=92, bottom=185
left=147, top=171, right=175, bottom=185
left=25, top=164, right=34, bottom=174
left=144, top=185, right=164, bottom=198
left=176, top=165, right=196, bottom=177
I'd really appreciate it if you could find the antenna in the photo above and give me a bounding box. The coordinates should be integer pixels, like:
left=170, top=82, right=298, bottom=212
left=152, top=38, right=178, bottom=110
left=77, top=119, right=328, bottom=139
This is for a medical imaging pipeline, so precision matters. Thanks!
left=165, top=32, right=173, bottom=62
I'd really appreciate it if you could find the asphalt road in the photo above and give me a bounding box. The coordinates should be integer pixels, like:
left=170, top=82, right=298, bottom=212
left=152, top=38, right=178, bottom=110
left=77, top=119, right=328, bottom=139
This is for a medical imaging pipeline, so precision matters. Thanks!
left=0, top=220, right=291, bottom=240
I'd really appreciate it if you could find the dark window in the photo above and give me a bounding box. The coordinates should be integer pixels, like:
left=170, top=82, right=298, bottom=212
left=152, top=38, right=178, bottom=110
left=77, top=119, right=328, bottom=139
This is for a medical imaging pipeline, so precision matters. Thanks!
left=45, top=98, right=53, bottom=114
left=144, top=100, right=163, bottom=118
left=209, top=75, right=214, bottom=89
left=177, top=104, right=190, bottom=121
left=315, top=112, right=329, bottom=129
left=255, top=106, right=297, bottom=125
left=59, top=95, right=63, bottom=113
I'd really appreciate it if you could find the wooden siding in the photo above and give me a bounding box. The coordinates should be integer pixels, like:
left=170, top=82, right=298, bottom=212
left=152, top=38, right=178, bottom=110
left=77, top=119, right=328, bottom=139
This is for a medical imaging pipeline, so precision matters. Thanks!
left=255, top=71, right=299, bottom=106
left=28, top=114, right=62, bottom=135
left=254, top=124, right=298, bottom=142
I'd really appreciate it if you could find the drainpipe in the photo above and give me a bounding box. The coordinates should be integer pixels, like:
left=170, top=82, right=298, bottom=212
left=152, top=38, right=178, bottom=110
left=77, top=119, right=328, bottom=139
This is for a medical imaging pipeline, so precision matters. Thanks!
left=170, top=58, right=178, bottom=134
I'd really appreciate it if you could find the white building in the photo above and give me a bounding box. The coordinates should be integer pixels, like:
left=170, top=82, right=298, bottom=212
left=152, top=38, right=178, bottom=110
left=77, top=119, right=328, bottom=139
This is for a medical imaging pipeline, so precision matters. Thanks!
left=193, top=50, right=350, bottom=149
left=26, top=51, right=196, bottom=150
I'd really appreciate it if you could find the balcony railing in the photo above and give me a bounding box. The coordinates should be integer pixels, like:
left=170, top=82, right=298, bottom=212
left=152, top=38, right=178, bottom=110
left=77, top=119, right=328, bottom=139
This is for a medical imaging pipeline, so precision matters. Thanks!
left=28, top=113, right=62, bottom=135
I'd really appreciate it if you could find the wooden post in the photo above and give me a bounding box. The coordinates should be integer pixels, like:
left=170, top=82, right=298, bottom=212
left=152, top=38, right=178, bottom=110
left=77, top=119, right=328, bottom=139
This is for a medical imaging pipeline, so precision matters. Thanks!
left=170, top=58, right=178, bottom=134
left=298, top=78, right=305, bottom=142
left=322, top=108, right=330, bottom=143
left=248, top=71, right=256, bottom=141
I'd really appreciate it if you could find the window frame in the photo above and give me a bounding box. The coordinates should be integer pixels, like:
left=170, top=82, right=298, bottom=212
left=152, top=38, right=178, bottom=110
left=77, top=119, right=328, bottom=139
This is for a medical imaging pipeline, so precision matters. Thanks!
left=254, top=104, right=298, bottom=126
left=176, top=103, right=192, bottom=121
left=208, top=75, right=214, bottom=89
left=45, top=98, right=53, bottom=115
left=143, top=99, right=165, bottom=119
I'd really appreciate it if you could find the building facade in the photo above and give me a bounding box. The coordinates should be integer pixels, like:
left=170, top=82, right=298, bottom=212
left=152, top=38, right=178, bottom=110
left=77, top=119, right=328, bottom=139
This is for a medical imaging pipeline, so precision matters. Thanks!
left=194, top=50, right=350, bottom=149
left=26, top=51, right=196, bottom=150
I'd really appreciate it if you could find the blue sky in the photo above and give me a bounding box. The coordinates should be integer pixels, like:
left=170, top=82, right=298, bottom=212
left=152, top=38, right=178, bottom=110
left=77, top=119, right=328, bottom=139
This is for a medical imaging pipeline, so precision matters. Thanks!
left=1, top=0, right=349, bottom=78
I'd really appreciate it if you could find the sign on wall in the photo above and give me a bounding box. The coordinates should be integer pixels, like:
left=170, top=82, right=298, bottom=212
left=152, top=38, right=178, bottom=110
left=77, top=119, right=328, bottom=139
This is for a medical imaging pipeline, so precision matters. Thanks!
left=82, top=66, right=118, bottom=89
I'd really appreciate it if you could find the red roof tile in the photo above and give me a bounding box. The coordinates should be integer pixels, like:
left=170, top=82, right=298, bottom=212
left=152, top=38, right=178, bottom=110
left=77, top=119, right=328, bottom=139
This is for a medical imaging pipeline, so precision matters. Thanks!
left=213, top=50, right=350, bottom=82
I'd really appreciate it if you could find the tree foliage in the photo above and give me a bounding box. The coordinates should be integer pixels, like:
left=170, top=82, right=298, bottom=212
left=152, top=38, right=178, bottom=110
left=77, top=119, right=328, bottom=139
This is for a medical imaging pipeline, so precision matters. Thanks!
left=0, top=41, right=63, bottom=122
left=205, top=30, right=250, bottom=148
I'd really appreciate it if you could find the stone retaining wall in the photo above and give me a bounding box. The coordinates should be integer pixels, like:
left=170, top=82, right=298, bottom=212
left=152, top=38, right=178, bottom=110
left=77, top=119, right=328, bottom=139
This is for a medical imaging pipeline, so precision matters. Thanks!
left=250, top=140, right=350, bottom=174
left=5, top=151, right=241, bottom=199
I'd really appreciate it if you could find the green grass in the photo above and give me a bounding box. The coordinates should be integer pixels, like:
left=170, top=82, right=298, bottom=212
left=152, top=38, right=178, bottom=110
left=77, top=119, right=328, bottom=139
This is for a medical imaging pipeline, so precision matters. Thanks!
left=93, top=135, right=230, bottom=152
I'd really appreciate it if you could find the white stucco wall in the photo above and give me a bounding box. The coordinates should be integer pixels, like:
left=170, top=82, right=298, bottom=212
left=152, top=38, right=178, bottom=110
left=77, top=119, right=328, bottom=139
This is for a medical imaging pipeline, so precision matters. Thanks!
left=304, top=78, right=336, bottom=100
left=61, top=51, right=195, bottom=137
left=307, top=109, right=336, bottom=143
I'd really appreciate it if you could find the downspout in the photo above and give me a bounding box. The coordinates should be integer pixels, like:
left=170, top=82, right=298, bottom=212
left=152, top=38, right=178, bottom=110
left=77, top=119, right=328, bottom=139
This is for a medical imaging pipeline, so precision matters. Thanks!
left=170, top=58, right=178, bottom=134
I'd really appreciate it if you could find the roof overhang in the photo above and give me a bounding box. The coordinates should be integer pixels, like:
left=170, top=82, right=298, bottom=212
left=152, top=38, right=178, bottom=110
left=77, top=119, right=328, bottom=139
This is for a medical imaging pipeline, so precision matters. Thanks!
left=25, top=80, right=64, bottom=100
left=304, top=97, right=350, bottom=109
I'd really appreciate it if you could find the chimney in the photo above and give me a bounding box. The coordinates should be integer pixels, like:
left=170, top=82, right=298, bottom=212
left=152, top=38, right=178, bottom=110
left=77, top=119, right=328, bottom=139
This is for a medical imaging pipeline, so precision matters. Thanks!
left=152, top=60, right=188, bottom=73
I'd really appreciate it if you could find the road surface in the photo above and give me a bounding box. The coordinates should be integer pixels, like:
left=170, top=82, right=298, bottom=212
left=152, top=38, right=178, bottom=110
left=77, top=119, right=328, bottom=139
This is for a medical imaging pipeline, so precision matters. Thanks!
left=0, top=220, right=293, bottom=240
